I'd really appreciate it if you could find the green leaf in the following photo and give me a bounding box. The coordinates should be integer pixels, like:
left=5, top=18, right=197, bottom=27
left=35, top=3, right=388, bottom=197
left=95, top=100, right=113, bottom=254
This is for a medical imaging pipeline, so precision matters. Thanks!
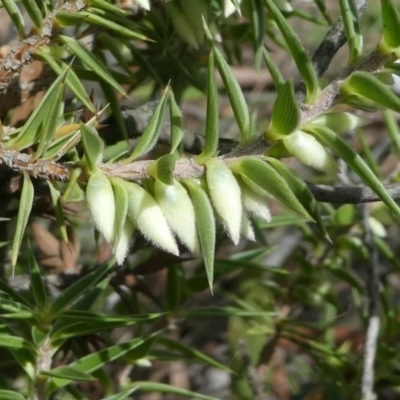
left=35, top=48, right=95, bottom=113
left=97, top=33, right=138, bottom=84
left=0, top=390, right=27, bottom=400
left=80, top=123, right=104, bottom=172
left=306, top=125, right=400, bottom=217
left=206, top=159, right=242, bottom=244
left=82, top=9, right=149, bottom=41
left=183, top=179, right=216, bottom=292
left=48, top=334, right=158, bottom=392
left=52, top=312, right=159, bottom=342
left=147, top=153, right=178, bottom=186
left=314, top=0, right=333, bottom=24
left=196, top=50, right=219, bottom=162
left=0, top=334, right=34, bottom=350
left=90, top=0, right=130, bottom=17
left=110, top=177, right=129, bottom=248
left=104, top=382, right=218, bottom=400
left=166, top=265, right=183, bottom=313
left=250, top=0, right=265, bottom=70
left=11, top=71, right=65, bottom=151
left=379, top=0, right=400, bottom=54
left=309, top=111, right=369, bottom=134
left=169, top=92, right=184, bottom=153
left=213, top=47, right=250, bottom=143
left=100, top=80, right=129, bottom=141
left=230, top=157, right=311, bottom=218
left=28, top=245, right=48, bottom=311
left=266, top=157, right=330, bottom=239
left=0, top=277, right=30, bottom=307
left=262, top=0, right=319, bottom=103
left=2, top=0, right=24, bottom=38
left=356, top=128, right=381, bottom=178
left=49, top=261, right=115, bottom=317
left=48, top=181, right=68, bottom=243
left=154, top=179, right=199, bottom=253
left=87, top=170, right=115, bottom=243
left=383, top=109, right=400, bottom=157
left=341, top=71, right=400, bottom=113
left=266, top=79, right=300, bottom=140
left=21, top=0, right=42, bottom=29
left=183, top=307, right=275, bottom=318
left=157, top=336, right=232, bottom=372
left=41, top=366, right=96, bottom=382
left=124, top=89, right=169, bottom=162
left=262, top=47, right=284, bottom=90
left=339, top=0, right=363, bottom=65
left=59, top=35, right=126, bottom=96
left=31, top=326, right=50, bottom=347
left=11, top=172, right=33, bottom=268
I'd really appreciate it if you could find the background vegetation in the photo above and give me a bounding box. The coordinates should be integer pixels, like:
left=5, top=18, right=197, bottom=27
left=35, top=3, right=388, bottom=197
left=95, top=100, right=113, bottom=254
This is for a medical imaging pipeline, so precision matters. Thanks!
left=0, top=0, right=400, bottom=399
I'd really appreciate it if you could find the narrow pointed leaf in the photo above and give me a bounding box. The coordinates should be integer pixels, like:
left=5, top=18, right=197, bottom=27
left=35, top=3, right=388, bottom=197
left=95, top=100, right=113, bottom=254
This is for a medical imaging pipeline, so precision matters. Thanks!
left=35, top=48, right=95, bottom=113
left=167, top=1, right=200, bottom=48
left=11, top=172, right=33, bottom=267
left=283, top=130, right=338, bottom=172
left=41, top=366, right=96, bottom=382
left=0, top=390, right=26, bottom=400
left=59, top=35, right=126, bottom=96
left=104, top=384, right=217, bottom=400
left=306, top=125, right=400, bottom=217
left=169, top=92, right=184, bottom=153
left=28, top=246, right=48, bottom=311
left=2, top=0, right=24, bottom=38
left=266, top=79, right=300, bottom=140
left=196, top=51, right=218, bottom=162
left=125, top=89, right=169, bottom=162
left=86, top=170, right=115, bottom=242
left=47, top=182, right=68, bottom=242
left=90, top=0, right=130, bottom=16
left=113, top=219, right=135, bottom=266
left=81, top=123, right=104, bottom=172
left=97, top=33, right=137, bottom=82
left=110, top=178, right=129, bottom=249
left=213, top=47, right=250, bottom=142
left=147, top=153, right=178, bottom=186
left=11, top=71, right=66, bottom=150
left=383, top=109, right=400, bottom=157
left=206, top=159, right=242, bottom=244
left=100, top=81, right=129, bottom=141
left=341, top=71, right=400, bottom=113
left=0, top=277, right=30, bottom=307
left=154, top=179, right=199, bottom=253
left=356, top=128, right=381, bottom=178
left=266, top=157, right=330, bottom=239
left=0, top=334, right=34, bottom=350
left=250, top=0, right=265, bottom=70
left=50, top=261, right=115, bottom=316
left=21, top=0, right=43, bottom=29
left=82, top=10, right=149, bottom=41
left=339, top=0, right=362, bottom=65
left=48, top=334, right=157, bottom=392
left=310, top=112, right=369, bottom=134
left=157, top=336, right=232, bottom=372
left=379, top=0, right=400, bottom=54
left=183, top=179, right=216, bottom=291
left=230, top=157, right=311, bottom=218
left=125, top=182, right=179, bottom=255
left=262, top=0, right=319, bottom=103
left=262, top=47, right=284, bottom=90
